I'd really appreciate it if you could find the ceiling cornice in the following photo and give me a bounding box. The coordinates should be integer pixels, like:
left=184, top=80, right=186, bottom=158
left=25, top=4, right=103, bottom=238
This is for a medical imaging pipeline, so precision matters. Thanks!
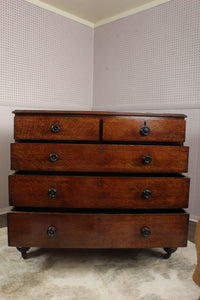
left=24, top=0, right=172, bottom=28
left=94, top=0, right=172, bottom=28
left=24, top=0, right=95, bottom=27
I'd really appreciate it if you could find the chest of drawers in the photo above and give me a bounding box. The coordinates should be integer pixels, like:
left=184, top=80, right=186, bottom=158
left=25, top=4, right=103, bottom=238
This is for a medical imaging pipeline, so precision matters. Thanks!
left=7, top=110, right=190, bottom=259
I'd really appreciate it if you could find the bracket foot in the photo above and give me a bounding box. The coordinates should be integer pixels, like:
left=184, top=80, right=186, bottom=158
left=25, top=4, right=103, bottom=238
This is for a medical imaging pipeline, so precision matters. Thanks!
left=16, top=247, right=30, bottom=259
left=163, top=247, right=177, bottom=259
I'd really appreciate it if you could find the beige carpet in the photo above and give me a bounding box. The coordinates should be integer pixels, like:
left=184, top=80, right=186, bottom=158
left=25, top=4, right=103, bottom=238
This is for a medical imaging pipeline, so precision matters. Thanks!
left=0, top=227, right=199, bottom=300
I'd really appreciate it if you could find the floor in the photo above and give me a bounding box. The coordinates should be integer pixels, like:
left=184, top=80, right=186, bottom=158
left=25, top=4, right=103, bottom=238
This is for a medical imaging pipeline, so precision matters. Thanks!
left=0, top=214, right=197, bottom=243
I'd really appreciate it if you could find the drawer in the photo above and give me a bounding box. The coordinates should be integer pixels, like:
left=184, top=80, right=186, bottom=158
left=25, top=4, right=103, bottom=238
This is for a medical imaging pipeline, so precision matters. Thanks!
left=11, top=143, right=189, bottom=173
left=103, top=118, right=186, bottom=142
left=7, top=210, right=189, bottom=248
left=14, top=115, right=100, bottom=141
left=9, top=175, right=190, bottom=209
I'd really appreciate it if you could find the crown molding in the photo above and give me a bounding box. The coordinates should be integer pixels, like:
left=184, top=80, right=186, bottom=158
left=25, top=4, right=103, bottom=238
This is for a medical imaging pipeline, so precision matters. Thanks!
left=24, top=0, right=172, bottom=28
left=24, top=0, right=94, bottom=28
left=94, top=0, right=172, bottom=27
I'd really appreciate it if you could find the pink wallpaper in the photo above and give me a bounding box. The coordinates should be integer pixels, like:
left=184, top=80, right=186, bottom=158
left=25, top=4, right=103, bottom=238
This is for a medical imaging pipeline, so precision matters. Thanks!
left=93, top=0, right=200, bottom=110
left=0, top=0, right=93, bottom=110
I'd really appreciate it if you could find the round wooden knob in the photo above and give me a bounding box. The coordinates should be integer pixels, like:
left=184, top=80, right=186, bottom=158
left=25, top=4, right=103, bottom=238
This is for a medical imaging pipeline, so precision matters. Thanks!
left=47, top=226, right=56, bottom=237
left=143, top=189, right=152, bottom=199
left=48, top=188, right=57, bottom=198
left=140, top=126, right=151, bottom=136
left=49, top=153, right=59, bottom=162
left=142, top=155, right=152, bottom=164
left=141, top=227, right=151, bottom=238
left=51, top=124, right=60, bottom=133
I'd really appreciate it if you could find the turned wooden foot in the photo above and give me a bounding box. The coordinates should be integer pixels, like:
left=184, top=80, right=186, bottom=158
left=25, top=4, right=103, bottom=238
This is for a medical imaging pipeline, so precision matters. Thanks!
left=193, top=219, right=200, bottom=286
left=16, top=247, right=30, bottom=259
left=163, top=247, right=177, bottom=259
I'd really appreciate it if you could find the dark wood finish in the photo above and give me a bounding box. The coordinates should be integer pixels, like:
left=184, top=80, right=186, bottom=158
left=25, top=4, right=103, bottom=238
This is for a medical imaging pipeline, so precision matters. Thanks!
left=13, top=110, right=187, bottom=118
left=14, top=116, right=100, bottom=140
left=16, top=247, right=30, bottom=259
left=163, top=247, right=177, bottom=259
left=11, top=143, right=189, bottom=173
left=7, top=211, right=189, bottom=248
left=9, top=175, right=190, bottom=209
left=0, top=218, right=196, bottom=243
left=103, top=118, right=186, bottom=142
left=8, top=110, right=190, bottom=258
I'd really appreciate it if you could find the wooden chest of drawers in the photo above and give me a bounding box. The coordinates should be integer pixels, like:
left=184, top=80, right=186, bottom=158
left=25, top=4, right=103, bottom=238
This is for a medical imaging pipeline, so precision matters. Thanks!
left=7, top=110, right=190, bottom=259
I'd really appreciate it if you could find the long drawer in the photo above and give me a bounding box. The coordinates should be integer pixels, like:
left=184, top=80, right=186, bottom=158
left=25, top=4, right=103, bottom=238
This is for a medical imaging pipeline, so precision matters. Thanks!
left=9, top=174, right=190, bottom=209
left=11, top=144, right=189, bottom=173
left=7, top=210, right=189, bottom=248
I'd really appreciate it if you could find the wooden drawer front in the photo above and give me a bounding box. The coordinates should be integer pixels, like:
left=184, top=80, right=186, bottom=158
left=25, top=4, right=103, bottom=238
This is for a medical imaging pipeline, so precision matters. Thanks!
left=11, top=143, right=189, bottom=173
left=9, top=175, right=190, bottom=209
left=14, top=116, right=100, bottom=141
left=8, top=211, right=189, bottom=248
left=103, top=118, right=186, bottom=142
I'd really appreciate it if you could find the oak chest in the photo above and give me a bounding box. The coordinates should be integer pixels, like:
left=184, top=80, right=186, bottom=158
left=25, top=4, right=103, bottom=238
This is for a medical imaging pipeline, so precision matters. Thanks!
left=8, top=110, right=190, bottom=259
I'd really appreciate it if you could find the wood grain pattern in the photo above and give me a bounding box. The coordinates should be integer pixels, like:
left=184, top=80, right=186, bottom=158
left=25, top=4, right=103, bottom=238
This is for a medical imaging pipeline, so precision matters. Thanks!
left=103, top=118, right=186, bottom=142
left=7, top=211, right=189, bottom=248
left=11, top=143, right=189, bottom=173
left=8, top=110, right=190, bottom=256
left=14, top=116, right=100, bottom=140
left=9, top=175, right=190, bottom=209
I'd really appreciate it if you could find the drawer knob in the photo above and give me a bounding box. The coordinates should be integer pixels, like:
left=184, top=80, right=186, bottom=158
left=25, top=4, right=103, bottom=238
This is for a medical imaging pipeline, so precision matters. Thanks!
left=51, top=124, right=60, bottom=134
left=141, top=227, right=151, bottom=238
left=48, top=188, right=57, bottom=198
left=49, top=153, right=59, bottom=162
left=47, top=226, right=56, bottom=237
left=142, top=155, right=152, bottom=164
left=143, top=189, right=152, bottom=199
left=140, top=126, right=151, bottom=136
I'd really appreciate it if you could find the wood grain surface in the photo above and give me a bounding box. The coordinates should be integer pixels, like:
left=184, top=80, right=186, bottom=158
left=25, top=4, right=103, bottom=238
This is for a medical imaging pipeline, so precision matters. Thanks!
left=8, top=110, right=190, bottom=255
left=9, top=175, right=190, bottom=209
left=11, top=143, right=189, bottom=173
left=8, top=211, right=189, bottom=248
left=103, top=118, right=186, bottom=142
left=14, top=116, right=100, bottom=141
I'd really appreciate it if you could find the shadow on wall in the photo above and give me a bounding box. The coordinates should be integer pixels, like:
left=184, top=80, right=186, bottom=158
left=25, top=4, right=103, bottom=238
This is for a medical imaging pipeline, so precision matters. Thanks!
left=0, top=106, right=14, bottom=210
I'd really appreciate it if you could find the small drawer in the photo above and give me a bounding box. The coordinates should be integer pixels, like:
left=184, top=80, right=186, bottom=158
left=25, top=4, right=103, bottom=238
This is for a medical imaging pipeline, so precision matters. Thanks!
left=7, top=210, right=189, bottom=249
left=9, top=175, right=190, bottom=209
left=14, top=115, right=100, bottom=141
left=11, top=143, right=189, bottom=173
left=103, top=118, right=186, bottom=142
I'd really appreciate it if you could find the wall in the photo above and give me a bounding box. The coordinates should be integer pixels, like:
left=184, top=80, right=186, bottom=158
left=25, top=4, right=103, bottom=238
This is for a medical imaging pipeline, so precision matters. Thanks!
left=0, top=0, right=94, bottom=210
left=93, top=0, right=200, bottom=220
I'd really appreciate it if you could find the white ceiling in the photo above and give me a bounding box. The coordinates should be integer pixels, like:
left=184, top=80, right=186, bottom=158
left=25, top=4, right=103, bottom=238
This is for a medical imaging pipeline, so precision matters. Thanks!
left=25, top=0, right=172, bottom=27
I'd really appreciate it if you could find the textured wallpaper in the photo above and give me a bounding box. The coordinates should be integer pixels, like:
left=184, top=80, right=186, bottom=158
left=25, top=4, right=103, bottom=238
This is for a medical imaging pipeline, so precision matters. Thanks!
left=0, top=0, right=93, bottom=109
left=93, top=0, right=200, bottom=110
